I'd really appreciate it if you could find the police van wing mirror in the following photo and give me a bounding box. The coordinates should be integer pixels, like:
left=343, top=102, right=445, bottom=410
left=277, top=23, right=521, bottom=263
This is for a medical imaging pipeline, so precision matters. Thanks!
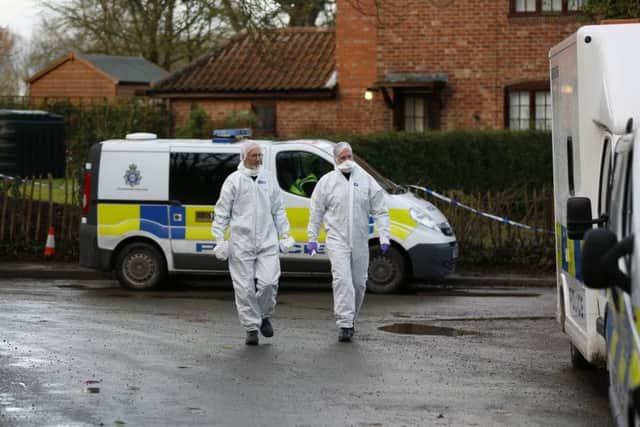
left=582, top=229, right=632, bottom=292
left=566, top=197, right=596, bottom=240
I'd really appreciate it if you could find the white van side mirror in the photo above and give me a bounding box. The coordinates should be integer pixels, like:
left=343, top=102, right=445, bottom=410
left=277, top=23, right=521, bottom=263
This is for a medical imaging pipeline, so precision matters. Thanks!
left=566, top=197, right=608, bottom=240
left=582, top=228, right=632, bottom=293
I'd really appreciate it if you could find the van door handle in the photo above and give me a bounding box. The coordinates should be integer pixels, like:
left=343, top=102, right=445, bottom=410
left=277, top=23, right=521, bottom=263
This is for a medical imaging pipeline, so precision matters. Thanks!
left=173, top=213, right=183, bottom=222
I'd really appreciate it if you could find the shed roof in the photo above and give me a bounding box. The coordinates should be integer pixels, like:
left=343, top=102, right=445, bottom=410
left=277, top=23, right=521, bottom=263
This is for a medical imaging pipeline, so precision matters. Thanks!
left=77, top=53, right=168, bottom=83
left=28, top=52, right=168, bottom=85
left=151, top=28, right=336, bottom=96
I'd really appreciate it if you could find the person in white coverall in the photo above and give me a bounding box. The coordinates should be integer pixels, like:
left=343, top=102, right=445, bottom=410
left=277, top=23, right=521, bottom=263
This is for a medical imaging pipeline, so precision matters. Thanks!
left=307, top=142, right=390, bottom=342
left=212, top=141, right=295, bottom=345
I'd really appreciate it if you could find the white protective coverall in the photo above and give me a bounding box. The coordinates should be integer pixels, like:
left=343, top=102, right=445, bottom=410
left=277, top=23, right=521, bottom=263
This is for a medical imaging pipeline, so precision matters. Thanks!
left=211, top=148, right=290, bottom=332
left=308, top=163, right=390, bottom=328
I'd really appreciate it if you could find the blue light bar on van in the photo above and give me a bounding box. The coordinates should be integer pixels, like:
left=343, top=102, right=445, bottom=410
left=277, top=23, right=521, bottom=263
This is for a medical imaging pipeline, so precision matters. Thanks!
left=212, top=128, right=252, bottom=143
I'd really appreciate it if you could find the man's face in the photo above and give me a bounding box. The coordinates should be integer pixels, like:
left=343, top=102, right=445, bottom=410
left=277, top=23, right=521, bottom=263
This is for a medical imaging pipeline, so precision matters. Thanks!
left=244, top=147, right=263, bottom=169
left=336, top=148, right=353, bottom=165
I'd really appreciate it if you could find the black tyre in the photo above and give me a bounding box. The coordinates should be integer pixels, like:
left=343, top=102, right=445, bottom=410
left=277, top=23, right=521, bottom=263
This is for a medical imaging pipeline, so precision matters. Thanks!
left=367, top=245, right=407, bottom=294
left=115, top=242, right=167, bottom=291
left=570, top=343, right=591, bottom=370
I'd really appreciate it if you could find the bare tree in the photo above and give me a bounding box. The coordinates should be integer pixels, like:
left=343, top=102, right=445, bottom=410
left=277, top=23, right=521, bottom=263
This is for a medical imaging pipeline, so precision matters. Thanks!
left=43, top=0, right=231, bottom=70
left=0, top=26, right=21, bottom=95
left=220, top=0, right=335, bottom=33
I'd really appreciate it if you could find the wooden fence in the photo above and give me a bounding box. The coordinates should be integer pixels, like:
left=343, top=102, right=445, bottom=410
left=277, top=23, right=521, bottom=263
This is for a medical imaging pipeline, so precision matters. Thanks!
left=428, top=185, right=556, bottom=269
left=0, top=175, right=81, bottom=260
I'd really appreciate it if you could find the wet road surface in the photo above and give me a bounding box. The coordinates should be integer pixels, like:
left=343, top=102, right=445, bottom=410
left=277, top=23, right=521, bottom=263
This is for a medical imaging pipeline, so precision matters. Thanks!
left=0, top=278, right=612, bottom=426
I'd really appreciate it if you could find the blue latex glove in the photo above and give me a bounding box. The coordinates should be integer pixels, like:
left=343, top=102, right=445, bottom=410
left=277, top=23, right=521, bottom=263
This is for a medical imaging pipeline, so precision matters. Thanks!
left=381, top=243, right=390, bottom=255
left=307, top=242, right=318, bottom=255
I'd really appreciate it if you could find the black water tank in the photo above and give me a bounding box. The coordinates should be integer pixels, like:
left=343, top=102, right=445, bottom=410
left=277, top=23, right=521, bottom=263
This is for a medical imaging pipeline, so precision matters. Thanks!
left=0, top=109, right=65, bottom=178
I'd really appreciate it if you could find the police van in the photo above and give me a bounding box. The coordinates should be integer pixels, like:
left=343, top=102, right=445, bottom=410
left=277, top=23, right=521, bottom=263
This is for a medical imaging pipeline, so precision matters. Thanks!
left=79, top=130, right=458, bottom=293
left=552, top=23, right=640, bottom=426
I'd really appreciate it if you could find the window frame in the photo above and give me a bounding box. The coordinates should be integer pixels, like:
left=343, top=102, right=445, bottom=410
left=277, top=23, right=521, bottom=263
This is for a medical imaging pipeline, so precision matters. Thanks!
left=169, top=151, right=240, bottom=205
left=394, top=90, right=441, bottom=131
left=598, top=137, right=613, bottom=219
left=251, top=101, right=277, bottom=137
left=509, top=0, right=584, bottom=16
left=504, top=81, right=551, bottom=130
left=274, top=150, right=334, bottom=198
left=608, top=150, right=631, bottom=237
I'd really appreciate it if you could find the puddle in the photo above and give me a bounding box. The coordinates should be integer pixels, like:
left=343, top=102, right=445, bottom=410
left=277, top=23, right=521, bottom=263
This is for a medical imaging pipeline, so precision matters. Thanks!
left=378, top=323, right=477, bottom=336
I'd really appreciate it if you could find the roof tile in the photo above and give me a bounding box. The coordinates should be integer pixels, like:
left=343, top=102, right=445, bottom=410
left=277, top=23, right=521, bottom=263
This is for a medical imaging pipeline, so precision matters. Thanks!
left=152, top=27, right=335, bottom=93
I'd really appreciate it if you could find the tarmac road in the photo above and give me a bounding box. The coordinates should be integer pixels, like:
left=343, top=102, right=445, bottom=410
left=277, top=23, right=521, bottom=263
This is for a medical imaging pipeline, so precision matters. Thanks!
left=0, top=277, right=612, bottom=427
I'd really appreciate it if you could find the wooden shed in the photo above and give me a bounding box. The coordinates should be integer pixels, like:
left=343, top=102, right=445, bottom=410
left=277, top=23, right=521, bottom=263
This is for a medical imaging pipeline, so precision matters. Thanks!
left=28, top=51, right=168, bottom=103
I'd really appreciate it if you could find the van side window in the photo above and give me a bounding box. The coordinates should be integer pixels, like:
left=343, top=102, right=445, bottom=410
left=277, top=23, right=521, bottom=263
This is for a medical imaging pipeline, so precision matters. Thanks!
left=598, top=138, right=612, bottom=218
left=276, top=151, right=333, bottom=197
left=609, top=151, right=630, bottom=236
left=170, top=152, right=240, bottom=204
left=622, top=152, right=633, bottom=237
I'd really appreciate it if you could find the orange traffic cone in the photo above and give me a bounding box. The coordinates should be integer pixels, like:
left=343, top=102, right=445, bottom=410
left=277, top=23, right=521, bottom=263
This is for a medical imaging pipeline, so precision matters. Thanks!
left=44, top=226, right=56, bottom=257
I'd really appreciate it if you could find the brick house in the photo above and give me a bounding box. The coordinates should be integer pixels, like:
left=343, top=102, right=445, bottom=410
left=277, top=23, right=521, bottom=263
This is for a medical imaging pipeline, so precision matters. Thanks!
left=150, top=28, right=337, bottom=136
left=28, top=51, right=168, bottom=102
left=153, top=0, right=589, bottom=136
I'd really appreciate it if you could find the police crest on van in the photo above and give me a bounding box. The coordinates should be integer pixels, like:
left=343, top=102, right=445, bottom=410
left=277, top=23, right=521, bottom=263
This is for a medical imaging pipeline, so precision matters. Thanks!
left=123, top=164, right=142, bottom=187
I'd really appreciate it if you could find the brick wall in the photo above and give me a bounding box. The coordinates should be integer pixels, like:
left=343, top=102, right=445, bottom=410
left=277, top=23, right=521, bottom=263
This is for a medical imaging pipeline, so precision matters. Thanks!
left=277, top=100, right=337, bottom=136
left=335, top=0, right=390, bottom=133
left=170, top=98, right=338, bottom=138
left=30, top=58, right=116, bottom=101
left=116, top=84, right=149, bottom=97
left=170, top=99, right=253, bottom=129
left=336, top=0, right=584, bottom=131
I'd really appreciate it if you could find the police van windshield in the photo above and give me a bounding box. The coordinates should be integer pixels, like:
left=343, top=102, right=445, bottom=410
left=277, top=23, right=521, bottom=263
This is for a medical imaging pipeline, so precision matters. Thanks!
left=354, top=154, right=406, bottom=194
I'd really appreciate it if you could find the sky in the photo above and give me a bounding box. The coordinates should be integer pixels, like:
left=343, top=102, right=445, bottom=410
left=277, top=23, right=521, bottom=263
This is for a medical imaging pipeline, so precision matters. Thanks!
left=0, top=0, right=44, bottom=41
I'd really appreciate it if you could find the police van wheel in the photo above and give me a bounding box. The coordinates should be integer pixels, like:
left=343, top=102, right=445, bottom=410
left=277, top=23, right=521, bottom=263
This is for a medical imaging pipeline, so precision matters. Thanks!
left=115, top=242, right=167, bottom=291
left=570, top=343, right=591, bottom=370
left=367, top=245, right=406, bottom=294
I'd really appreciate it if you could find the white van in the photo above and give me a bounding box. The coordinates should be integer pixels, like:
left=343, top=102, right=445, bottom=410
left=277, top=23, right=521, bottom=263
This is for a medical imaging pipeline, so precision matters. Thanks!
left=550, top=25, right=610, bottom=368
left=555, top=23, right=640, bottom=427
left=79, top=132, right=458, bottom=293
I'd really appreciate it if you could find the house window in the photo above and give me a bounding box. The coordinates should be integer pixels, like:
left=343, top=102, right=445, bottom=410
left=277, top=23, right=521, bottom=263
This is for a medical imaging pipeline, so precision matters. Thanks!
left=404, top=96, right=430, bottom=132
left=512, top=0, right=584, bottom=14
left=506, top=83, right=551, bottom=130
left=397, top=93, right=440, bottom=131
left=252, top=103, right=276, bottom=137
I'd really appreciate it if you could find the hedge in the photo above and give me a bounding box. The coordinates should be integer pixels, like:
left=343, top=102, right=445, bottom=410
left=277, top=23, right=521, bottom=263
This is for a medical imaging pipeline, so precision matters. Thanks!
left=347, top=129, right=553, bottom=193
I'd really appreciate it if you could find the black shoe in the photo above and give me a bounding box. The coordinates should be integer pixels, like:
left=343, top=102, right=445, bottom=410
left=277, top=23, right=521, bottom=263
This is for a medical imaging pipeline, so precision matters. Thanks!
left=338, top=327, right=354, bottom=342
left=260, top=318, right=274, bottom=338
left=245, top=330, right=259, bottom=346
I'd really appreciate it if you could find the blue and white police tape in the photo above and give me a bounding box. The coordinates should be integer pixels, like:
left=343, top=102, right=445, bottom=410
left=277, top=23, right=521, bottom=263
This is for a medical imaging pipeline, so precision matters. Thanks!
left=408, top=185, right=553, bottom=235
